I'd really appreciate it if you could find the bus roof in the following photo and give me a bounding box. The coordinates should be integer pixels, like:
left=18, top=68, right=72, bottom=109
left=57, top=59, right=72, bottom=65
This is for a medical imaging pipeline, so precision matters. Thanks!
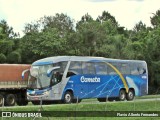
left=32, top=56, right=146, bottom=66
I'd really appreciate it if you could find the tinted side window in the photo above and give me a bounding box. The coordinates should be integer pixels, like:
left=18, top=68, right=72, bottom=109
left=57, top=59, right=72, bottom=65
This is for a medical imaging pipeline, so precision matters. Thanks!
left=52, top=61, right=68, bottom=81
left=53, top=61, right=68, bottom=73
left=130, top=62, right=147, bottom=75
left=120, top=63, right=130, bottom=74
left=138, top=62, right=146, bottom=75
left=107, top=62, right=118, bottom=75
left=67, top=61, right=82, bottom=77
left=95, top=62, right=107, bottom=75
left=82, top=62, right=95, bottom=74
left=130, top=63, right=139, bottom=75
left=51, top=72, right=62, bottom=85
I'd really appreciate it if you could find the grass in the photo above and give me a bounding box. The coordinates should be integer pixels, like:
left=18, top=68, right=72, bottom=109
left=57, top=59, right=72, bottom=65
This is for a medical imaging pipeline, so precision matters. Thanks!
left=136, top=94, right=160, bottom=99
left=2, top=100, right=160, bottom=111
left=1, top=99, right=160, bottom=120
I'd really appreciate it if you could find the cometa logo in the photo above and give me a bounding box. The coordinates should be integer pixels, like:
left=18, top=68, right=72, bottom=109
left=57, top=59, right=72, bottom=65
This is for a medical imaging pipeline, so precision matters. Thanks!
left=80, top=76, right=100, bottom=83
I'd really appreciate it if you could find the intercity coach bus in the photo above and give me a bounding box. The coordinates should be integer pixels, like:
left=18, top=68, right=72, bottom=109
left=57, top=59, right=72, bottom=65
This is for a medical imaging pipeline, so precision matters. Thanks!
left=23, top=56, right=148, bottom=104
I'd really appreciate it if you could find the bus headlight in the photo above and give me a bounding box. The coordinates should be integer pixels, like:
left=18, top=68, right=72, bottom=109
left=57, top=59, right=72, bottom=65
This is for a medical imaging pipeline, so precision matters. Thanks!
left=27, top=90, right=35, bottom=95
left=43, top=91, right=49, bottom=95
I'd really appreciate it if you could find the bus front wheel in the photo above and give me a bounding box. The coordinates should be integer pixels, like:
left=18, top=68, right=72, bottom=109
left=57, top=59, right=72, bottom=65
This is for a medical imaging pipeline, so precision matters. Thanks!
left=64, top=91, right=73, bottom=104
left=126, top=89, right=135, bottom=101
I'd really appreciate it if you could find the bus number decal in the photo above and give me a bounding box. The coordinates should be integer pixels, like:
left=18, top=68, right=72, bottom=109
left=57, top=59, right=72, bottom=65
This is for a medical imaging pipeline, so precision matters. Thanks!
left=80, top=76, right=100, bottom=83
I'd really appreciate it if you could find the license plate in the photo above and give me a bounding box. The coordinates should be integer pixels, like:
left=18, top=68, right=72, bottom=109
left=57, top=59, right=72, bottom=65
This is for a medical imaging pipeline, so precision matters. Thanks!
left=34, top=97, right=39, bottom=100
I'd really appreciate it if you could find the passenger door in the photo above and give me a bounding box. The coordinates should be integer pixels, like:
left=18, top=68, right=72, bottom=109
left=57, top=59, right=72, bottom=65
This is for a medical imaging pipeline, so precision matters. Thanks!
left=51, top=61, right=68, bottom=99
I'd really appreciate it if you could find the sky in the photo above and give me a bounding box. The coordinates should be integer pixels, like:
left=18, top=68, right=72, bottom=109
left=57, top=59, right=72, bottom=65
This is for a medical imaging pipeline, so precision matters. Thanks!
left=0, top=0, right=160, bottom=36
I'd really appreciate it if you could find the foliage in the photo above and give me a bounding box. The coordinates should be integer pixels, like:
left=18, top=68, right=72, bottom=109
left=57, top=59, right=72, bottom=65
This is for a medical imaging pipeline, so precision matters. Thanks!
left=0, top=53, right=6, bottom=63
left=1, top=9, right=160, bottom=93
left=0, top=20, right=21, bottom=63
left=150, top=9, right=160, bottom=28
left=7, top=51, right=21, bottom=63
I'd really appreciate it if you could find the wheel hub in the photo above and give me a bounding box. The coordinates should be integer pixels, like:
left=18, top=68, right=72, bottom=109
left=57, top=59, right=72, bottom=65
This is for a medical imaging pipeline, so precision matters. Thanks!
left=121, top=93, right=125, bottom=99
left=129, top=92, right=133, bottom=98
left=65, top=94, right=71, bottom=102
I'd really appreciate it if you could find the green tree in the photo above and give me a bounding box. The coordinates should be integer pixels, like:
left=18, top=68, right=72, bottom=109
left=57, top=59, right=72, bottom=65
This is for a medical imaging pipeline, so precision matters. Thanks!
left=0, top=20, right=21, bottom=63
left=40, top=13, right=74, bottom=35
left=7, top=51, right=21, bottom=63
left=144, top=28, right=160, bottom=89
left=23, top=22, right=40, bottom=34
left=75, top=11, right=128, bottom=58
left=21, top=13, right=74, bottom=63
left=76, top=20, right=107, bottom=56
left=0, top=53, right=6, bottom=63
left=133, top=21, right=147, bottom=33
left=0, top=20, right=17, bottom=38
left=76, top=13, right=94, bottom=29
left=150, top=9, right=160, bottom=28
left=96, top=11, right=118, bottom=27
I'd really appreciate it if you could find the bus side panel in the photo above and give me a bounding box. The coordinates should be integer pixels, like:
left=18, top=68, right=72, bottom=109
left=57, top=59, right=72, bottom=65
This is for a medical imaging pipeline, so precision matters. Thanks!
left=87, top=75, right=124, bottom=98
left=62, top=74, right=148, bottom=100
left=63, top=75, right=125, bottom=99
left=64, top=75, right=89, bottom=99
left=125, top=75, right=148, bottom=96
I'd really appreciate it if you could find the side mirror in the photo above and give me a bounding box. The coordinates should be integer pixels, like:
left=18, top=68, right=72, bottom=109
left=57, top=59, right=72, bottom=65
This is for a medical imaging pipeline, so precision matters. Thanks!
left=22, top=69, right=30, bottom=80
left=47, top=66, right=60, bottom=77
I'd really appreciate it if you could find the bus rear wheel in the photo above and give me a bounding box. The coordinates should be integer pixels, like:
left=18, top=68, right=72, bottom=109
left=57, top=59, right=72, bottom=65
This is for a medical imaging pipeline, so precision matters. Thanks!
left=64, top=91, right=73, bottom=104
left=126, top=89, right=135, bottom=101
left=119, top=89, right=126, bottom=101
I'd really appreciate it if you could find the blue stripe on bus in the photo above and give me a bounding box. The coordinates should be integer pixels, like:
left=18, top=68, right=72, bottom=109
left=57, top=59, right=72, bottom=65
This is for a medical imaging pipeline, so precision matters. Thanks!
left=62, top=74, right=147, bottom=99
left=32, top=61, right=53, bottom=66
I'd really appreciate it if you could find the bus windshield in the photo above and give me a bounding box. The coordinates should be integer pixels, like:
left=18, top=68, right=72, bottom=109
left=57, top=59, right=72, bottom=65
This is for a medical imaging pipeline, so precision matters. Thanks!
left=28, top=65, right=53, bottom=89
left=28, top=61, right=68, bottom=89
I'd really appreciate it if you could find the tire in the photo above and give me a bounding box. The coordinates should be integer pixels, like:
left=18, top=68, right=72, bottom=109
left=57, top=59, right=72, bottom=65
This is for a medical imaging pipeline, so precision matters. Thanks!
left=119, top=89, right=126, bottom=101
left=0, top=94, right=4, bottom=106
left=97, top=98, right=107, bottom=102
left=5, top=94, right=16, bottom=106
left=126, top=89, right=135, bottom=101
left=64, top=91, right=73, bottom=104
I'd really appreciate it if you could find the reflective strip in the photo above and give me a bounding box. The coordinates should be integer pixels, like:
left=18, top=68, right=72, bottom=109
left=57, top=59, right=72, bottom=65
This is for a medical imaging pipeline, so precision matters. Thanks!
left=106, top=62, right=129, bottom=93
